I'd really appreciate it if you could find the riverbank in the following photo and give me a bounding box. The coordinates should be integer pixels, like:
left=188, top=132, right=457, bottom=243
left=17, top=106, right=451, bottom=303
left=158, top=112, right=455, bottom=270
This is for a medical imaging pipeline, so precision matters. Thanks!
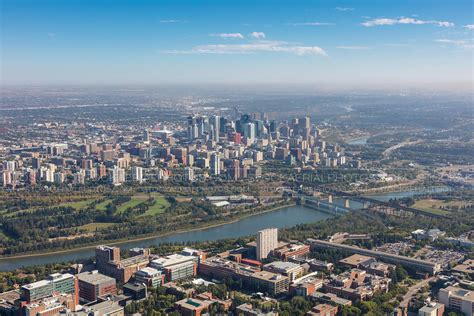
left=0, top=202, right=296, bottom=261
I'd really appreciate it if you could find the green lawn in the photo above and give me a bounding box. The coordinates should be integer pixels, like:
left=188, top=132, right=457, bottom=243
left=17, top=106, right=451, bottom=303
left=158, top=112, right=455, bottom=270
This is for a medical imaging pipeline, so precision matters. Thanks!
left=412, top=199, right=454, bottom=216
left=95, top=199, right=113, bottom=211
left=141, top=194, right=171, bottom=216
left=78, top=222, right=116, bottom=232
left=115, top=196, right=149, bottom=214
left=5, top=198, right=98, bottom=217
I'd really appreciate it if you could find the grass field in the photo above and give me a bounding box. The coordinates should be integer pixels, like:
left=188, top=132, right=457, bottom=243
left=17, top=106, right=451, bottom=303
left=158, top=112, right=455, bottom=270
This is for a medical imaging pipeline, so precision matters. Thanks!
left=4, top=198, right=98, bottom=217
left=412, top=199, right=470, bottom=215
left=95, top=199, right=113, bottom=211
left=141, top=194, right=171, bottom=216
left=115, top=196, right=149, bottom=214
left=78, top=222, right=116, bottom=232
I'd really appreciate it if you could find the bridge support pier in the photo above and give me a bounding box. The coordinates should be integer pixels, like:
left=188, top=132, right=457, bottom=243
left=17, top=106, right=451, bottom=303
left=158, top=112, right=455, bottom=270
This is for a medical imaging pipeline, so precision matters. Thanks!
left=328, top=195, right=333, bottom=203
left=344, top=199, right=350, bottom=208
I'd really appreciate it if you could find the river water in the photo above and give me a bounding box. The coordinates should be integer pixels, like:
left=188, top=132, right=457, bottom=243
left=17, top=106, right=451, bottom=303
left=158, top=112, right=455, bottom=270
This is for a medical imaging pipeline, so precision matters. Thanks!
left=0, top=186, right=451, bottom=271
left=0, top=205, right=332, bottom=271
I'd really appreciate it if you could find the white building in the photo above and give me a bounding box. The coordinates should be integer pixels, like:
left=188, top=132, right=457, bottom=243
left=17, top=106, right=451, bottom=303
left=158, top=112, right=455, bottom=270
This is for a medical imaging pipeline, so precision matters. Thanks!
left=131, top=166, right=143, bottom=183
left=439, top=286, right=474, bottom=316
left=256, top=228, right=278, bottom=261
left=108, top=166, right=125, bottom=185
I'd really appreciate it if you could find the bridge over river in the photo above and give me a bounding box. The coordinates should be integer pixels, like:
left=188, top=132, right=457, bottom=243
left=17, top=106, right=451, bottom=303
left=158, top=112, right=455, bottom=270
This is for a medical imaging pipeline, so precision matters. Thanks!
left=301, top=187, right=450, bottom=219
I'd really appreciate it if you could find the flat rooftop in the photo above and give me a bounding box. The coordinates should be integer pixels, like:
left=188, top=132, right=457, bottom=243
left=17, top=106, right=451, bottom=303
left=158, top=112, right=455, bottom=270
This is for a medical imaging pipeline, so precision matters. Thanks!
left=151, top=254, right=195, bottom=267
left=77, top=271, right=115, bottom=285
left=22, top=279, right=51, bottom=290
left=264, top=261, right=301, bottom=271
left=339, top=254, right=374, bottom=266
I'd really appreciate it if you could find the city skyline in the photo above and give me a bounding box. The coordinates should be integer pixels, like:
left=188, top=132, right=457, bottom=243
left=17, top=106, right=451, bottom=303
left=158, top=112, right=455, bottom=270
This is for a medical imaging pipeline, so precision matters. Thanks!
left=1, top=0, right=473, bottom=88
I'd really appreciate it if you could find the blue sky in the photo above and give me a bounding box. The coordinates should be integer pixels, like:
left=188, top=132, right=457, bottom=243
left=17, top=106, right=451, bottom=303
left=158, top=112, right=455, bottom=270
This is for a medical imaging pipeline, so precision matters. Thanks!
left=1, top=0, right=473, bottom=88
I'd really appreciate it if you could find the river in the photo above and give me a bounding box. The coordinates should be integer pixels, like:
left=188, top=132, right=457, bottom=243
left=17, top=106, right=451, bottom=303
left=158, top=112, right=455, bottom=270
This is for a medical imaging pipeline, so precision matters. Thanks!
left=0, top=205, right=332, bottom=271
left=0, top=186, right=452, bottom=271
left=347, top=136, right=369, bottom=145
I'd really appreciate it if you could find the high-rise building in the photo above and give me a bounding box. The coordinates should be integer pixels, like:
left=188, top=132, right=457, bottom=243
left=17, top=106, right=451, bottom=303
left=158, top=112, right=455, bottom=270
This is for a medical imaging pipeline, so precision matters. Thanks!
left=1, top=171, right=12, bottom=187
left=242, top=122, right=256, bottom=141
left=184, top=167, right=194, bottom=182
left=95, top=245, right=121, bottom=271
left=101, top=150, right=115, bottom=161
left=299, top=116, right=310, bottom=130
left=210, top=115, right=220, bottom=141
left=54, top=172, right=65, bottom=184
left=82, top=159, right=93, bottom=170
left=4, top=160, right=16, bottom=171
left=97, top=164, right=107, bottom=178
left=210, top=153, right=220, bottom=176
left=108, top=166, right=125, bottom=185
left=25, top=169, right=36, bottom=186
left=131, top=166, right=143, bottom=183
left=256, top=228, right=278, bottom=261
left=143, top=129, right=150, bottom=142
left=32, top=157, right=41, bottom=169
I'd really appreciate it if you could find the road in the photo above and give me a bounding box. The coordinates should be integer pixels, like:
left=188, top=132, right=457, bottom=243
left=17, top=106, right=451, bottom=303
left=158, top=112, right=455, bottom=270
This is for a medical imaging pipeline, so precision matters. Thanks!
left=383, top=139, right=422, bottom=159
left=396, top=276, right=436, bottom=315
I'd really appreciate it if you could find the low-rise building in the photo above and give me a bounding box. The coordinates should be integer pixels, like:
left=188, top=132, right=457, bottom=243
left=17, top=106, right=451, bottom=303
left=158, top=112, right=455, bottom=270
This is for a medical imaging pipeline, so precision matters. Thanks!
left=135, top=267, right=163, bottom=288
left=236, top=303, right=278, bottom=316
left=274, top=243, right=310, bottom=261
left=150, top=254, right=197, bottom=282
left=123, top=283, right=147, bottom=301
left=452, top=259, right=474, bottom=278
left=307, top=303, right=338, bottom=316
left=323, top=269, right=391, bottom=301
left=199, top=257, right=289, bottom=295
left=263, top=261, right=304, bottom=282
left=418, top=302, right=445, bottom=316
left=311, top=292, right=352, bottom=307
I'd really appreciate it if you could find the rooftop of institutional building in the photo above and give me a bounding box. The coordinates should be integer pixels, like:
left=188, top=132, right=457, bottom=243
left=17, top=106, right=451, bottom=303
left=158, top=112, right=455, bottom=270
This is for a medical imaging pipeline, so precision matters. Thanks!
left=136, top=267, right=161, bottom=276
left=264, top=261, right=301, bottom=271
left=252, top=270, right=288, bottom=282
left=77, top=271, right=115, bottom=285
left=176, top=297, right=212, bottom=310
left=339, top=254, right=374, bottom=267
left=22, top=273, right=74, bottom=290
left=442, top=286, right=474, bottom=301
left=151, top=254, right=195, bottom=267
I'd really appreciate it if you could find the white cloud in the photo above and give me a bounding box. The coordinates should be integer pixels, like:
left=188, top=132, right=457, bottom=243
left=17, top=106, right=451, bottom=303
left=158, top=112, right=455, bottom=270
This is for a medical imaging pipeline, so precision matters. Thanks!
left=464, top=24, right=474, bottom=30
left=435, top=39, right=474, bottom=49
left=336, top=46, right=371, bottom=50
left=362, top=17, right=454, bottom=27
left=250, top=32, right=266, bottom=39
left=210, top=33, right=244, bottom=39
left=336, top=7, right=354, bottom=11
left=163, top=40, right=327, bottom=56
left=291, top=22, right=335, bottom=26
left=160, top=19, right=187, bottom=23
